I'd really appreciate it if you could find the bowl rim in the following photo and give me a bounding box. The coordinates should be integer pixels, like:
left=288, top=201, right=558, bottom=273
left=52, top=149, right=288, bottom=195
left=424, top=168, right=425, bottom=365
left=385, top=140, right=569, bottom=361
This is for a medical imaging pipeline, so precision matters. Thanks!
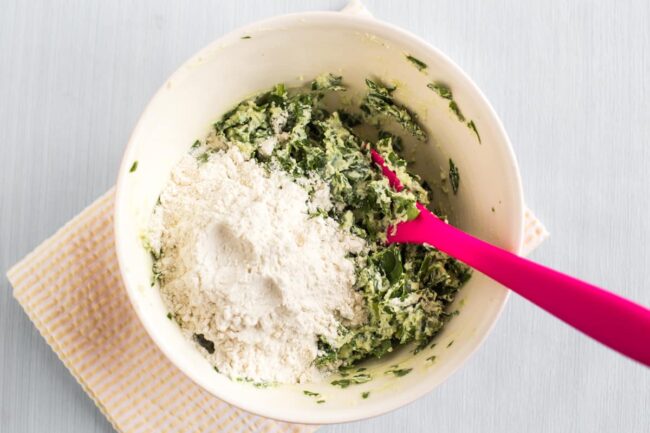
left=114, top=10, right=524, bottom=424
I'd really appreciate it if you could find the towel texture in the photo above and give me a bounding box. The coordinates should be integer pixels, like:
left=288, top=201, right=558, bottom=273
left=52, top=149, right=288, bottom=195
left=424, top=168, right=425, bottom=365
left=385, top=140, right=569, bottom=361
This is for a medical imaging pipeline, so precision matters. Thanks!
left=6, top=188, right=547, bottom=433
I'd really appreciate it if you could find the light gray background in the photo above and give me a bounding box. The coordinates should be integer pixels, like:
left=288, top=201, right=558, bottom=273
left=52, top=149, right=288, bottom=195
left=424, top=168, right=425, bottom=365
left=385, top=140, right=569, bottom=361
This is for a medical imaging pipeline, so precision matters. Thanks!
left=1, top=1, right=649, bottom=432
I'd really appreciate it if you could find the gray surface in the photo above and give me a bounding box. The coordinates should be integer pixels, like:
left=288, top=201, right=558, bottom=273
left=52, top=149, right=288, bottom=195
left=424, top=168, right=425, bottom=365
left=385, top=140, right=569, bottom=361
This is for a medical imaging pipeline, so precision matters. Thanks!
left=1, top=0, right=649, bottom=432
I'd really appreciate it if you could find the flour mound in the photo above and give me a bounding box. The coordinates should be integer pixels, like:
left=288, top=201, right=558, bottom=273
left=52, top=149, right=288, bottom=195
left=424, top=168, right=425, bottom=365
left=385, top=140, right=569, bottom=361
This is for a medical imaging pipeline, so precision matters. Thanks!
left=149, top=147, right=366, bottom=383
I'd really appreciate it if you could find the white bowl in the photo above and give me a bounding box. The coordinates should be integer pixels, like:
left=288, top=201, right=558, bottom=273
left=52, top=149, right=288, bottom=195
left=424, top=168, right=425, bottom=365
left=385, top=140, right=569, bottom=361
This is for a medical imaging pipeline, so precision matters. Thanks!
left=114, top=10, right=524, bottom=424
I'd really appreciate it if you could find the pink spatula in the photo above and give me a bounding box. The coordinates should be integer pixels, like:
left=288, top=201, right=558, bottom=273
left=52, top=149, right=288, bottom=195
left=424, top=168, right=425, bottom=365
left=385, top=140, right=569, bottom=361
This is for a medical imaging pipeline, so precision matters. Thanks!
left=371, top=149, right=650, bottom=366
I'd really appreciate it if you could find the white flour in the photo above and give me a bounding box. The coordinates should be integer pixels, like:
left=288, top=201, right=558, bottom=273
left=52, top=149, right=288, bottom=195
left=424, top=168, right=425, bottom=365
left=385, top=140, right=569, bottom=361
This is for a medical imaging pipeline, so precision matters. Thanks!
left=148, top=147, right=366, bottom=383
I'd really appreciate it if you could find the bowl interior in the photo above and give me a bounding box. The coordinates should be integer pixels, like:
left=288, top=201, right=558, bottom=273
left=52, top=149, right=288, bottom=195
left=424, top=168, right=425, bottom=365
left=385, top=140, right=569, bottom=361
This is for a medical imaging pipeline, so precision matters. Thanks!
left=114, top=12, right=523, bottom=424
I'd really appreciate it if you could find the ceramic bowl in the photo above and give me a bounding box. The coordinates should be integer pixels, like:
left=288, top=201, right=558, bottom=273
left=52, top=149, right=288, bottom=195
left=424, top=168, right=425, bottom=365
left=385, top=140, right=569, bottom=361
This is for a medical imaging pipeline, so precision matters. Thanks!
left=114, top=9, right=524, bottom=424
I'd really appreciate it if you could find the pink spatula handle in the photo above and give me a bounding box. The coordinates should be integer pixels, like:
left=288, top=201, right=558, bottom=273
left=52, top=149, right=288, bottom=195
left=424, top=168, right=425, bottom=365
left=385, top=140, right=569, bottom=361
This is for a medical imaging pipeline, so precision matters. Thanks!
left=390, top=204, right=650, bottom=366
left=369, top=149, right=650, bottom=366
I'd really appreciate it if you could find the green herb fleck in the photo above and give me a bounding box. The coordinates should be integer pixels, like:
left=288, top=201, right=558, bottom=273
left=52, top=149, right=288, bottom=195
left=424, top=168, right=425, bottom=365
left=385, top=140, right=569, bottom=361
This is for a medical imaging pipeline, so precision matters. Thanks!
left=197, top=152, right=210, bottom=163
left=467, top=120, right=481, bottom=143
left=129, top=161, right=138, bottom=173
left=491, top=207, right=495, bottom=213
left=166, top=312, right=172, bottom=320
left=331, top=373, right=372, bottom=388
left=235, top=376, right=254, bottom=383
left=303, top=390, right=320, bottom=397
left=193, top=333, right=215, bottom=354
left=191, top=140, right=201, bottom=149
left=447, top=340, right=455, bottom=348
left=213, top=366, right=220, bottom=373
left=386, top=368, right=412, bottom=377
left=316, top=400, right=326, bottom=404
left=151, top=260, right=163, bottom=286
left=361, top=391, right=370, bottom=399
left=241, top=35, right=252, bottom=39
left=406, top=55, right=427, bottom=71
left=449, top=159, right=460, bottom=194
left=352, top=373, right=372, bottom=383
left=426, top=355, right=437, bottom=363
left=331, top=379, right=351, bottom=388
left=311, top=73, right=346, bottom=92
left=449, top=100, right=465, bottom=121
left=427, top=82, right=453, bottom=100
left=428, top=82, right=467, bottom=123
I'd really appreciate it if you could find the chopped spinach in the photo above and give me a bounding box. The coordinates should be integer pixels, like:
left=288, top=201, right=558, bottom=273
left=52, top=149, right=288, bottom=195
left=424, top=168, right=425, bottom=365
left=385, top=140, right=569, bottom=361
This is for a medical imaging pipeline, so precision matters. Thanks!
left=449, top=158, right=460, bottom=194
left=449, top=100, right=465, bottom=122
left=467, top=120, right=481, bottom=143
left=209, top=75, right=471, bottom=372
left=427, top=82, right=453, bottom=100
left=331, top=372, right=372, bottom=388
left=386, top=368, right=412, bottom=377
left=405, top=55, right=428, bottom=71
left=129, top=161, right=138, bottom=173
left=338, top=110, right=363, bottom=128
left=303, top=390, right=320, bottom=397
left=311, top=73, right=346, bottom=92
left=330, top=379, right=351, bottom=388
left=428, top=82, right=476, bottom=133
left=361, top=79, right=427, bottom=141
left=193, top=333, right=215, bottom=354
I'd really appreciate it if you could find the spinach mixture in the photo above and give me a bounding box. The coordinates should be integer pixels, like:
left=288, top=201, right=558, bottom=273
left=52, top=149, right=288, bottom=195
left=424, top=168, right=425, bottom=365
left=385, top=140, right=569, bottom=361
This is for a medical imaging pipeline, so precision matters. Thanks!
left=204, top=73, right=471, bottom=372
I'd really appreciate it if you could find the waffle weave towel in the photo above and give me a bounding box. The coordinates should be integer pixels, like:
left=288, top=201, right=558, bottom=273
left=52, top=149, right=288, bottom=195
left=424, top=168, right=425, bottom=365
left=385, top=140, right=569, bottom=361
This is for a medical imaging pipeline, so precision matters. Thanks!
left=6, top=188, right=547, bottom=433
